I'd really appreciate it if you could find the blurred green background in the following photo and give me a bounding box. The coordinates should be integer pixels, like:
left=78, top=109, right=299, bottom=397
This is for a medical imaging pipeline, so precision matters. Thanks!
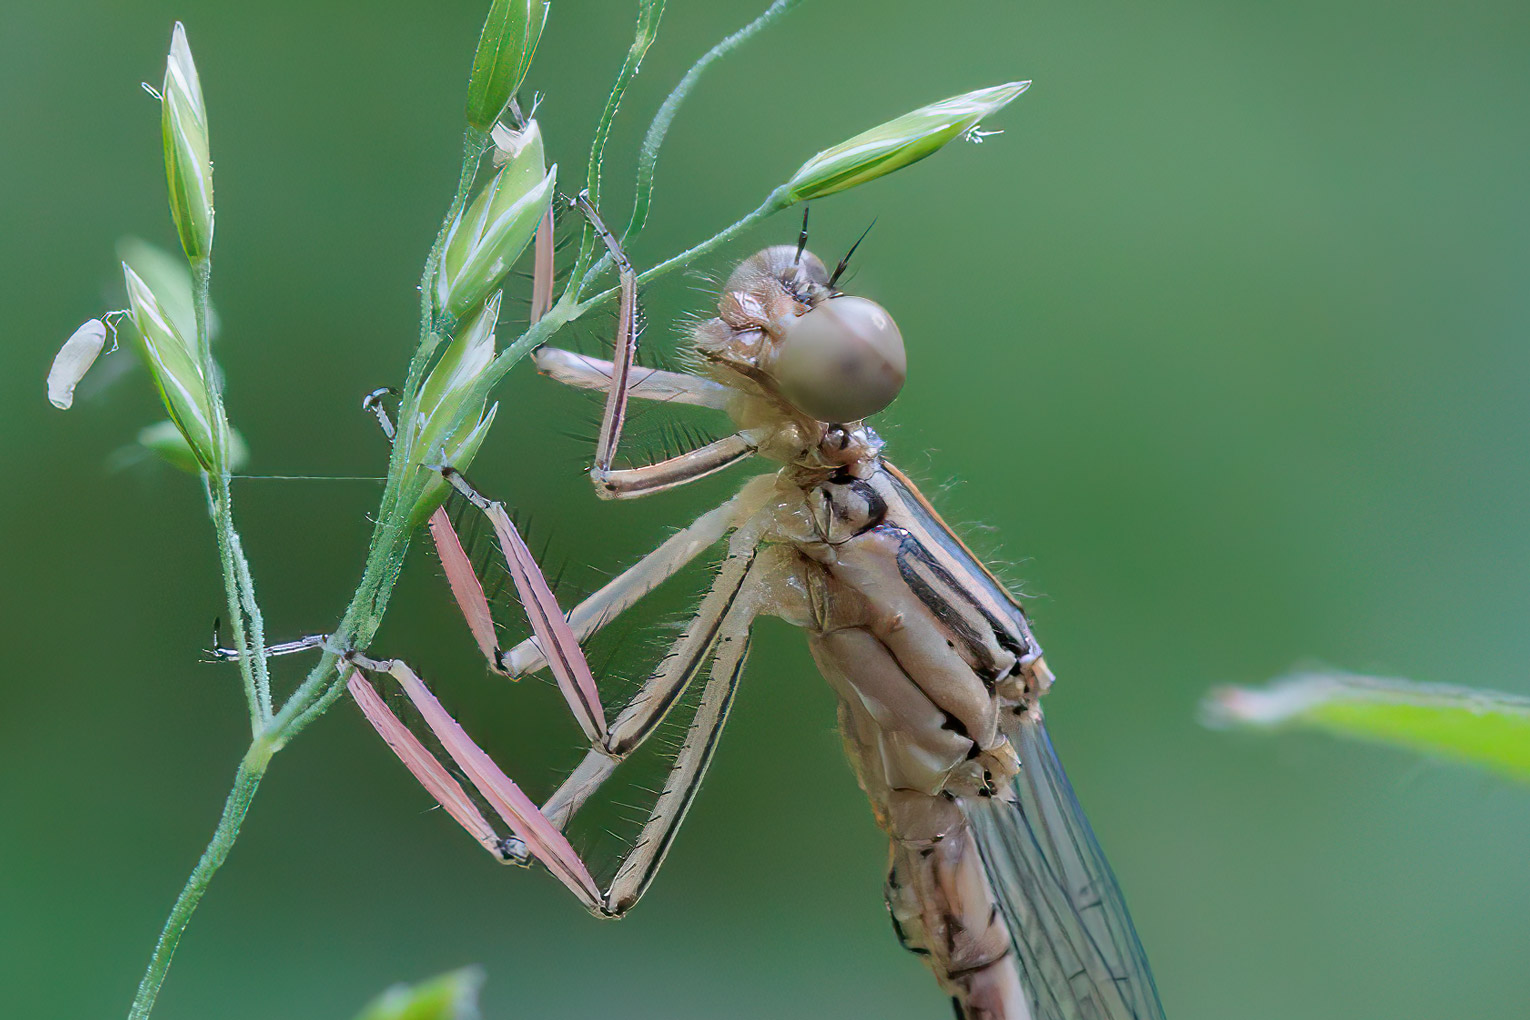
left=4, top=1, right=1529, bottom=1017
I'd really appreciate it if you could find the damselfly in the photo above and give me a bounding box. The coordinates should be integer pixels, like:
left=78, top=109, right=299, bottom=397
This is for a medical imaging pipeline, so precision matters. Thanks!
left=328, top=197, right=1164, bottom=1020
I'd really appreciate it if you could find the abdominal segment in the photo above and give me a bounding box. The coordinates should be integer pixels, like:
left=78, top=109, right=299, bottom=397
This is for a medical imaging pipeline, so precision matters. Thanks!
left=807, top=606, right=1027, bottom=1018
left=886, top=812, right=1028, bottom=1020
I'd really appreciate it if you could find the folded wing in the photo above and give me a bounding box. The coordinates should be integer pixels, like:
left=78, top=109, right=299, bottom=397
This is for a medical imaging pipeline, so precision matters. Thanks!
left=964, top=717, right=1164, bottom=1020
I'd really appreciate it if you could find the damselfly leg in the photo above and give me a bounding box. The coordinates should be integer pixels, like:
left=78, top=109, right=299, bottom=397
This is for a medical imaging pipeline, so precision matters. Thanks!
left=348, top=462, right=778, bottom=916
left=562, top=192, right=758, bottom=500
left=205, top=629, right=326, bottom=663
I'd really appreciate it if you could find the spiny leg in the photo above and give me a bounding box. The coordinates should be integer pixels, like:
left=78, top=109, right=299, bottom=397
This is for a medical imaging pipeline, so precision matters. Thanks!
left=534, top=523, right=767, bottom=831
left=376, top=657, right=605, bottom=909
left=427, top=501, right=502, bottom=671
left=429, top=465, right=767, bottom=810
left=428, top=458, right=773, bottom=691
left=353, top=533, right=771, bottom=917
left=604, top=598, right=753, bottom=913
left=353, top=199, right=765, bottom=912
left=347, top=669, right=507, bottom=859
left=596, top=433, right=757, bottom=499
left=530, top=202, right=555, bottom=323
left=577, top=191, right=639, bottom=486
left=572, top=192, right=758, bottom=501
left=438, top=467, right=607, bottom=745
left=532, top=347, right=733, bottom=409
left=500, top=474, right=774, bottom=676
left=207, top=628, right=326, bottom=663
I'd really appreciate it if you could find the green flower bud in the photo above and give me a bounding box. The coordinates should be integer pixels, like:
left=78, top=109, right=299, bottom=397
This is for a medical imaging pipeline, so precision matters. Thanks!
left=118, top=236, right=220, bottom=342
left=122, top=262, right=219, bottom=470
left=139, top=419, right=247, bottom=474
left=162, top=22, right=214, bottom=259
left=411, top=404, right=498, bottom=528
left=407, top=294, right=503, bottom=524
left=437, top=122, right=554, bottom=319
left=784, top=81, right=1031, bottom=203
left=465, top=0, right=549, bottom=131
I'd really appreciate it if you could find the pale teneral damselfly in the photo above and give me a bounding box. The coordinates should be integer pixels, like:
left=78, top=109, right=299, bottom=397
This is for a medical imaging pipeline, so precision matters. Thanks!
left=333, top=198, right=1166, bottom=1020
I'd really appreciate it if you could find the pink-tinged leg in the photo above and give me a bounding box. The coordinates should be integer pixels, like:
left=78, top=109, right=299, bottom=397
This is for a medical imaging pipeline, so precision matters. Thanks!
left=442, top=469, right=608, bottom=744
left=570, top=192, right=758, bottom=502
left=574, top=192, right=639, bottom=482
left=357, top=525, right=775, bottom=917
left=427, top=506, right=505, bottom=674
left=346, top=670, right=505, bottom=859
left=530, top=203, right=555, bottom=324
left=384, top=660, right=604, bottom=911
left=416, top=187, right=566, bottom=676
left=501, top=477, right=770, bottom=677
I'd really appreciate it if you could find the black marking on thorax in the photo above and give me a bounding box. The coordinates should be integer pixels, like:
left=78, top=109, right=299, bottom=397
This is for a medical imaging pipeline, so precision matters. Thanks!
left=809, top=475, right=888, bottom=544
left=889, top=527, right=1032, bottom=687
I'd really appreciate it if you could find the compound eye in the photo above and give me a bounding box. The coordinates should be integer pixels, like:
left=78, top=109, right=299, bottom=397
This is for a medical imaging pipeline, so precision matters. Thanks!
left=772, top=296, right=906, bottom=422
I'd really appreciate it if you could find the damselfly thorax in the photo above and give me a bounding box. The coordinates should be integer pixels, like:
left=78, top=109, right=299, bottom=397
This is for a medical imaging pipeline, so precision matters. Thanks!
left=340, top=205, right=1164, bottom=1020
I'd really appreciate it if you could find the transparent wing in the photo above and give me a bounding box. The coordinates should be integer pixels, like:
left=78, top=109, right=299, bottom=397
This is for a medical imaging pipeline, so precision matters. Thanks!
left=964, top=717, right=1165, bottom=1020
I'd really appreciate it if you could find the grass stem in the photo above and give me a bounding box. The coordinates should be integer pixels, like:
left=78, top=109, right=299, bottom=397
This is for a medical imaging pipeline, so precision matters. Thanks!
left=126, top=741, right=273, bottom=1020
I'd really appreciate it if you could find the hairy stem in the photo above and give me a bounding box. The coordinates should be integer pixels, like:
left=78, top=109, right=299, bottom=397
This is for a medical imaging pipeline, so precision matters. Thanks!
left=624, top=0, right=803, bottom=245
left=125, top=463, right=414, bottom=1020
left=205, top=478, right=262, bottom=725
left=125, top=251, right=278, bottom=1020
left=399, top=129, right=488, bottom=420
left=192, top=257, right=271, bottom=728
left=264, top=131, right=495, bottom=745
left=569, top=0, right=665, bottom=288
left=126, top=740, right=273, bottom=1020
left=266, top=563, right=392, bottom=743
left=581, top=186, right=790, bottom=311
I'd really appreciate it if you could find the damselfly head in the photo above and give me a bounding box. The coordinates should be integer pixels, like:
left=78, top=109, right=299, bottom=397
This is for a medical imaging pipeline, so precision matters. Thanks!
left=723, top=244, right=832, bottom=305
left=698, top=245, right=906, bottom=424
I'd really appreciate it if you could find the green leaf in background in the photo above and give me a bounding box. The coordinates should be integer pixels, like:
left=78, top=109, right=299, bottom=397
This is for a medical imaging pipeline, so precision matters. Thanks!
left=1203, top=671, right=1530, bottom=782
left=353, top=966, right=484, bottom=1020
left=137, top=419, right=247, bottom=474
